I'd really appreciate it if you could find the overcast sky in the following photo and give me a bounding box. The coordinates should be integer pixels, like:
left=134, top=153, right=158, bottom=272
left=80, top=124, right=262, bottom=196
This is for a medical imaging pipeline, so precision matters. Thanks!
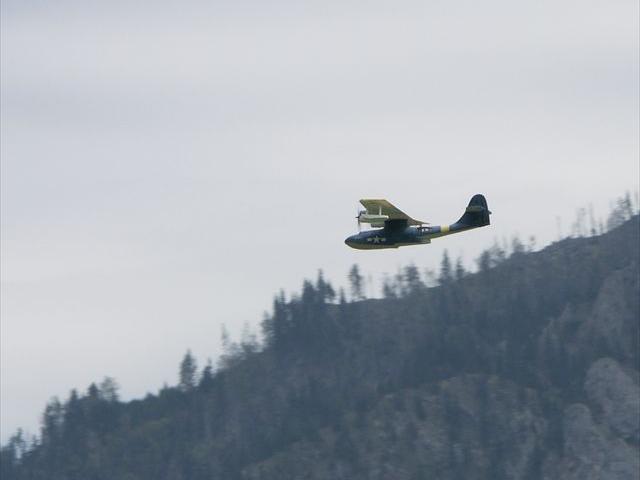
left=1, top=0, right=638, bottom=441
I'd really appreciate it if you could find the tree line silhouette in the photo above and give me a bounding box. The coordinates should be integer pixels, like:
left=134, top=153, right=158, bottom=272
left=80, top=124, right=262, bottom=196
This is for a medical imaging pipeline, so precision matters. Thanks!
left=2, top=194, right=638, bottom=480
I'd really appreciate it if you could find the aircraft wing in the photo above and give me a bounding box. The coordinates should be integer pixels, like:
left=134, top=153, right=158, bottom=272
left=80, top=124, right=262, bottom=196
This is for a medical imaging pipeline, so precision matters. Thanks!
left=359, top=199, right=427, bottom=226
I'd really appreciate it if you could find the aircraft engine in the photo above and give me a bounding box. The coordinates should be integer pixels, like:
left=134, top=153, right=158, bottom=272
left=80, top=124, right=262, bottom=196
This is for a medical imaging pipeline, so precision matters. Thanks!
left=358, top=213, right=389, bottom=224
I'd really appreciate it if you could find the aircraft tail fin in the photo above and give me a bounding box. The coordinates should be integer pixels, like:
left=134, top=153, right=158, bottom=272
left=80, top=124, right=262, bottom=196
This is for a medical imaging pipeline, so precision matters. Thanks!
left=456, top=194, right=491, bottom=227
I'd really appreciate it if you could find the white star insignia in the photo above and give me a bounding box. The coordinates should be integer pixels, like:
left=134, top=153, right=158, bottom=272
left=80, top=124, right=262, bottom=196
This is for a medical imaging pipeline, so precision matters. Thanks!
left=367, top=236, right=387, bottom=244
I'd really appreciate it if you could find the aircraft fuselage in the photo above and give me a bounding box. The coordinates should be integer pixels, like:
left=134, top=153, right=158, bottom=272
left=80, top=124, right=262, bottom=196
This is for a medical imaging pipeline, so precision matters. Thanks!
left=344, top=223, right=472, bottom=250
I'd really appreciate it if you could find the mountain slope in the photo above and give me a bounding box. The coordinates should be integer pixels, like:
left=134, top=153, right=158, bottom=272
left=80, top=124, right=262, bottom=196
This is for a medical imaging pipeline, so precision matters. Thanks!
left=2, top=216, right=638, bottom=480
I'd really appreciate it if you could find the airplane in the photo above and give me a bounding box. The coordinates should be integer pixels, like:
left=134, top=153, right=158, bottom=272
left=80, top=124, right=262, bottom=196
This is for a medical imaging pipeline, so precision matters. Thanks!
left=344, top=194, right=491, bottom=250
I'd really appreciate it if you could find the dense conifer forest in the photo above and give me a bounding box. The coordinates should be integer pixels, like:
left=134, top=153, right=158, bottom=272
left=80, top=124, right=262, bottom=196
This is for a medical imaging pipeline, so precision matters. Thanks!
left=2, top=199, right=639, bottom=480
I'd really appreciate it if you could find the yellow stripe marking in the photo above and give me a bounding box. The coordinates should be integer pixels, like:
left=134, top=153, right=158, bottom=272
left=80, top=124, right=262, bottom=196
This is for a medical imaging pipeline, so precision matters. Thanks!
left=441, top=225, right=450, bottom=233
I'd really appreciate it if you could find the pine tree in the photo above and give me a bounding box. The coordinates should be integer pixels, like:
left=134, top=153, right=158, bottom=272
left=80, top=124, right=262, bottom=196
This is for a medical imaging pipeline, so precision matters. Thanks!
left=63, top=389, right=85, bottom=452
left=338, top=287, right=347, bottom=304
left=404, top=264, right=423, bottom=294
left=41, top=397, right=64, bottom=445
left=382, top=274, right=397, bottom=298
left=316, top=270, right=336, bottom=303
left=607, top=193, right=634, bottom=230
left=272, top=291, right=289, bottom=350
left=511, top=236, right=525, bottom=256
left=98, top=377, right=119, bottom=402
left=240, top=323, right=259, bottom=356
left=440, top=250, right=453, bottom=284
left=348, top=264, right=364, bottom=301
left=199, top=359, right=215, bottom=390
left=477, top=250, right=491, bottom=272
left=262, top=290, right=288, bottom=349
left=179, top=350, right=198, bottom=392
left=454, top=256, right=466, bottom=281
left=8, top=429, right=27, bottom=458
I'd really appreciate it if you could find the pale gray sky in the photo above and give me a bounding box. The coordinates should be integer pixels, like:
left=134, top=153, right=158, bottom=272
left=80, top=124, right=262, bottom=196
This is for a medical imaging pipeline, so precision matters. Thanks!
left=1, top=0, right=638, bottom=441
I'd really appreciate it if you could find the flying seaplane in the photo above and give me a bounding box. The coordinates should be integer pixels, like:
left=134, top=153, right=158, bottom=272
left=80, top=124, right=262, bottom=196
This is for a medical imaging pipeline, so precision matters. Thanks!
left=345, top=194, right=491, bottom=250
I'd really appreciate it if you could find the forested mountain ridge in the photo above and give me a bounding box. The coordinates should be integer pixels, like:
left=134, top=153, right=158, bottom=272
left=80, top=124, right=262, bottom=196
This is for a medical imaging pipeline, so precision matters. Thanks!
left=2, top=215, right=639, bottom=480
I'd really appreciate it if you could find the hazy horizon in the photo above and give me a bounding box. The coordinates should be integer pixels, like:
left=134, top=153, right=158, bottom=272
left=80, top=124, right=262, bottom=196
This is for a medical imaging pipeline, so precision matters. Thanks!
left=2, top=0, right=638, bottom=441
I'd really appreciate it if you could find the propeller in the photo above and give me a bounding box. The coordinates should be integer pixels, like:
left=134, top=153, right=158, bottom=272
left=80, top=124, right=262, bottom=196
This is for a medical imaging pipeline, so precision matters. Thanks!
left=355, top=207, right=365, bottom=232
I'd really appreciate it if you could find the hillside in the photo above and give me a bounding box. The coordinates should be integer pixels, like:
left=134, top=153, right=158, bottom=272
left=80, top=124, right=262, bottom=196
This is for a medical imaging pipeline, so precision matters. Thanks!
left=2, top=216, right=639, bottom=480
